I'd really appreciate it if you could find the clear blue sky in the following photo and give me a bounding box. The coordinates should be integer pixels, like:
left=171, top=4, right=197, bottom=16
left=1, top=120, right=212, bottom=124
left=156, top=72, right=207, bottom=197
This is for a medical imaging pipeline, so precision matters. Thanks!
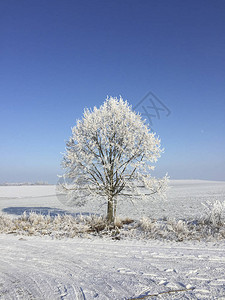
left=0, top=0, right=225, bottom=183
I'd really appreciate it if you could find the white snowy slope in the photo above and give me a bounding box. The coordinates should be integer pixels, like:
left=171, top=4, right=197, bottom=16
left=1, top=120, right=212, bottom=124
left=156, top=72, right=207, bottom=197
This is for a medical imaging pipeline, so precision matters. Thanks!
left=0, top=235, right=225, bottom=300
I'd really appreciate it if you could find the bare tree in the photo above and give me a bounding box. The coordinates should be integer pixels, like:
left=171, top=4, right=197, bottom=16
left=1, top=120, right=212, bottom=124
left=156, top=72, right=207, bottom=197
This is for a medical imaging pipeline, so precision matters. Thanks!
left=59, top=96, right=168, bottom=223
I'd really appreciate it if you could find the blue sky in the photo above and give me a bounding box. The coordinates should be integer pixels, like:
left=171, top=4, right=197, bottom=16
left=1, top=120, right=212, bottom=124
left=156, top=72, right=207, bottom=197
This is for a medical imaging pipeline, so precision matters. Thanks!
left=0, top=0, right=225, bottom=183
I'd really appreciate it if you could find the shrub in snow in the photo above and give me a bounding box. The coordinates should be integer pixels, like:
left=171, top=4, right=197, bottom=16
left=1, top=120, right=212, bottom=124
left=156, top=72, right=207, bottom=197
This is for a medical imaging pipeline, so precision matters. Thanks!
left=84, top=215, right=107, bottom=233
left=202, top=200, right=225, bottom=227
left=139, top=217, right=154, bottom=232
left=137, top=215, right=225, bottom=241
left=59, top=96, right=168, bottom=223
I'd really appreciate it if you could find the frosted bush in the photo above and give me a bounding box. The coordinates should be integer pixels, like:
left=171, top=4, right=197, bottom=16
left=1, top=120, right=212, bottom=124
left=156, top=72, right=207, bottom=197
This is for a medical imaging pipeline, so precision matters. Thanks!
left=140, top=217, right=154, bottom=232
left=0, top=215, right=14, bottom=232
left=202, top=200, right=225, bottom=226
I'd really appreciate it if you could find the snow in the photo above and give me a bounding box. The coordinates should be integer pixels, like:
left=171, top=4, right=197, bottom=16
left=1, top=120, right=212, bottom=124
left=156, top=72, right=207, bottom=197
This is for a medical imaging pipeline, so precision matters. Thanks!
left=0, top=185, right=56, bottom=198
left=0, top=235, right=225, bottom=299
left=0, top=180, right=225, bottom=299
left=1, top=180, right=225, bottom=220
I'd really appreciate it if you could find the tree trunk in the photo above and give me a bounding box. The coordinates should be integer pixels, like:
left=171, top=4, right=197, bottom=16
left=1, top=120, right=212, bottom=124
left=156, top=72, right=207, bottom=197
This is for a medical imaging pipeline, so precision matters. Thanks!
left=107, top=196, right=114, bottom=223
left=113, top=198, right=117, bottom=220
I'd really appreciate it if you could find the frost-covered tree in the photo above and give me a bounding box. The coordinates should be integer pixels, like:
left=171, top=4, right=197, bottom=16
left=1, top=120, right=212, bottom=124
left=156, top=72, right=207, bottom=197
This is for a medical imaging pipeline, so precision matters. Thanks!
left=59, top=96, right=168, bottom=223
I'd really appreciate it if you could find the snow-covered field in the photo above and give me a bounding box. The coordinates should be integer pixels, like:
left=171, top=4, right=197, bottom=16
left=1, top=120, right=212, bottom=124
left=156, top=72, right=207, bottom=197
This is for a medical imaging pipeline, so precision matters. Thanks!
left=1, top=180, right=225, bottom=220
left=0, top=180, right=225, bottom=299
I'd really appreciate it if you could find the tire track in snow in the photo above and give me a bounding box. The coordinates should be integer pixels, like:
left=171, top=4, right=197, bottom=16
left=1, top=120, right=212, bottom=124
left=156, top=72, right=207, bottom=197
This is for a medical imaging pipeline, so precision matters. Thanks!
left=0, top=235, right=225, bottom=299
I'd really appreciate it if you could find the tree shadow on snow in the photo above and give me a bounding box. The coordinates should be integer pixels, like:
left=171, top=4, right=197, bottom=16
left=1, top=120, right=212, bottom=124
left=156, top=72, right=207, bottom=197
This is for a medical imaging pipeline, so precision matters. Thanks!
left=2, top=207, right=93, bottom=218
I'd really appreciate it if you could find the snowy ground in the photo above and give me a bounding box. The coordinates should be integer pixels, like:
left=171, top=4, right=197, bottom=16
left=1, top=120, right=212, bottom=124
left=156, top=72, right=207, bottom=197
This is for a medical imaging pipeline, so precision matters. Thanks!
left=0, top=180, right=225, bottom=299
left=0, top=235, right=225, bottom=299
left=1, top=180, right=225, bottom=220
